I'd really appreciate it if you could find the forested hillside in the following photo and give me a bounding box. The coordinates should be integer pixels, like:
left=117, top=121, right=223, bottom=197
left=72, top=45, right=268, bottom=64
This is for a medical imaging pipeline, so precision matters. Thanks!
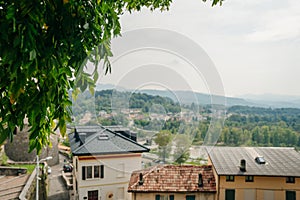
left=95, top=90, right=181, bottom=113
left=217, top=106, right=300, bottom=147
left=75, top=90, right=300, bottom=148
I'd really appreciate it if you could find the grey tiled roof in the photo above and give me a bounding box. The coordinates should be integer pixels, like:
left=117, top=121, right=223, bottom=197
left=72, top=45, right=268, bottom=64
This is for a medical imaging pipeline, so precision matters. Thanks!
left=68, top=125, right=149, bottom=156
left=208, top=147, right=300, bottom=177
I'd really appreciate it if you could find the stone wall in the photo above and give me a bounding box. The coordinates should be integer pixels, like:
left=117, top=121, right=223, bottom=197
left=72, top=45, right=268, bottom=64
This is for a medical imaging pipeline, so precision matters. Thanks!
left=0, top=166, right=27, bottom=176
left=4, top=125, right=59, bottom=166
left=19, top=167, right=49, bottom=200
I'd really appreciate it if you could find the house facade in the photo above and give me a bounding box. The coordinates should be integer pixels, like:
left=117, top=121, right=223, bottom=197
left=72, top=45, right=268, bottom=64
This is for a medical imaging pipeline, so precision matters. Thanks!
left=128, top=165, right=216, bottom=200
left=69, top=126, right=149, bottom=200
left=208, top=147, right=300, bottom=200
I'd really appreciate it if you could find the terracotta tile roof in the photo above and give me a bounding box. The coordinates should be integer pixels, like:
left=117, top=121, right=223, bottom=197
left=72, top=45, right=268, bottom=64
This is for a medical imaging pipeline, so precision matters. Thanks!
left=128, top=165, right=216, bottom=193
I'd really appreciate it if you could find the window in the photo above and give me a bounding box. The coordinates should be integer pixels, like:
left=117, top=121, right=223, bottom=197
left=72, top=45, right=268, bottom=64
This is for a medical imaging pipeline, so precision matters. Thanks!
left=76, top=180, right=78, bottom=192
left=86, top=166, right=92, bottom=179
left=226, top=175, right=235, bottom=182
left=225, top=189, right=235, bottom=200
left=94, top=166, right=100, bottom=178
left=245, top=176, right=254, bottom=182
left=155, top=195, right=175, bottom=200
left=186, top=195, right=195, bottom=200
left=76, top=158, right=78, bottom=172
left=100, top=165, right=104, bottom=178
left=255, top=156, right=266, bottom=164
left=82, top=165, right=104, bottom=180
left=82, top=166, right=86, bottom=180
left=286, top=191, right=296, bottom=200
left=88, top=190, right=98, bottom=200
left=286, top=177, right=295, bottom=183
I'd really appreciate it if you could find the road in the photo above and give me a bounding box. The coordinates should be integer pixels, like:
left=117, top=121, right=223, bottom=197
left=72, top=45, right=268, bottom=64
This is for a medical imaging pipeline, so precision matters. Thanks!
left=48, top=154, right=69, bottom=200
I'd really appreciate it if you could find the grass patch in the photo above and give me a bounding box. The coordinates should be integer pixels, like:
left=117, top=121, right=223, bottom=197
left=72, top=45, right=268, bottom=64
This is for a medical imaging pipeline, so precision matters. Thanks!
left=8, top=164, right=39, bottom=174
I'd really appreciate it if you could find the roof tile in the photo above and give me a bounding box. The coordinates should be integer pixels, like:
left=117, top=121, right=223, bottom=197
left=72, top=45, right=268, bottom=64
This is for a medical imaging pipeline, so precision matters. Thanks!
left=208, top=147, right=300, bottom=177
left=128, top=165, right=216, bottom=193
left=69, top=125, right=149, bottom=156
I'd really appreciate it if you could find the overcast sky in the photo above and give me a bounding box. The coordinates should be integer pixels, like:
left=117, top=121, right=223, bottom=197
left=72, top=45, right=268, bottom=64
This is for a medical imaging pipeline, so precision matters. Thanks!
left=101, top=0, right=300, bottom=97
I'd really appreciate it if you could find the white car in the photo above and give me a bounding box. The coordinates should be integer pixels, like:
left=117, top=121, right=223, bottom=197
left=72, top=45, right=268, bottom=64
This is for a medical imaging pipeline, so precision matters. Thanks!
left=47, top=166, right=52, bottom=174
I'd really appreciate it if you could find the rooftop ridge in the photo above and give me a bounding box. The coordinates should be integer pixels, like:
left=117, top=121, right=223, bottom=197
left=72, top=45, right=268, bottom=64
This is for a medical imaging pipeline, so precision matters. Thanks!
left=69, top=125, right=149, bottom=155
left=101, top=125, right=150, bottom=151
left=73, top=129, right=106, bottom=154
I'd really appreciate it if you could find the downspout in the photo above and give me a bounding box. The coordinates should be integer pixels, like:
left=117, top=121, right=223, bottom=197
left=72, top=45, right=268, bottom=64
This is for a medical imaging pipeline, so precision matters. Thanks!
left=218, top=175, right=220, bottom=200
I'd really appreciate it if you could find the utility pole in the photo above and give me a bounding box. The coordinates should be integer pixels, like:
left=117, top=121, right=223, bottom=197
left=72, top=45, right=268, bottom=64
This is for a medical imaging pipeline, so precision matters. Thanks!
left=36, top=155, right=52, bottom=200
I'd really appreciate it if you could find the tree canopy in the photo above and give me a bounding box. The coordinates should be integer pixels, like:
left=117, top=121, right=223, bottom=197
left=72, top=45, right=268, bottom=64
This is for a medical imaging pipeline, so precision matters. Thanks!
left=0, top=0, right=222, bottom=153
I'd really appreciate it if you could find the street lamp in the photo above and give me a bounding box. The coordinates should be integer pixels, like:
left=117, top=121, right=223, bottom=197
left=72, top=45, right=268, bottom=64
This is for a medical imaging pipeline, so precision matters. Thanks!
left=36, top=155, right=52, bottom=200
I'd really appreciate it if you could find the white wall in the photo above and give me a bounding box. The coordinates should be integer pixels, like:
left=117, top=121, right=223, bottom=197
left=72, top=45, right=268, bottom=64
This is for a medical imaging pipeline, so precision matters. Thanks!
left=74, top=153, right=142, bottom=200
left=132, top=193, right=215, bottom=200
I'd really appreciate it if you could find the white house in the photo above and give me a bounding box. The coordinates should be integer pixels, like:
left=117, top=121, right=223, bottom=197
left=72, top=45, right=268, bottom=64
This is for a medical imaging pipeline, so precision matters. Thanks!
left=69, top=126, right=149, bottom=200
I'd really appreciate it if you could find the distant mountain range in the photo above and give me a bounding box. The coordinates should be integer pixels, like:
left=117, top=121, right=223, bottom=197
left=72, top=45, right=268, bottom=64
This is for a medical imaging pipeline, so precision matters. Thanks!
left=95, top=84, right=300, bottom=108
left=237, top=94, right=300, bottom=108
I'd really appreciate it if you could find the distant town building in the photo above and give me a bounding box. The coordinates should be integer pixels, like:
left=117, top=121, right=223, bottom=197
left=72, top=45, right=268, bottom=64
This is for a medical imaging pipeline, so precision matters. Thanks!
left=208, top=147, right=300, bottom=200
left=68, top=125, right=149, bottom=200
left=128, top=165, right=216, bottom=200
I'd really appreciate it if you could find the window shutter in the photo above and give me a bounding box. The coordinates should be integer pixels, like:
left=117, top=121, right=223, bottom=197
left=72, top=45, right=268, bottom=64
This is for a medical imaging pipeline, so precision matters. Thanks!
left=100, top=165, right=104, bottom=178
left=82, top=166, right=86, bottom=180
left=170, top=195, right=174, bottom=200
left=155, top=195, right=160, bottom=200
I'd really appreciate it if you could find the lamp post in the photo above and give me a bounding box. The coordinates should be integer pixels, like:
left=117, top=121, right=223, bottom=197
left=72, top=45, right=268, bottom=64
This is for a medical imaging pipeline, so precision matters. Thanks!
left=36, top=155, right=52, bottom=200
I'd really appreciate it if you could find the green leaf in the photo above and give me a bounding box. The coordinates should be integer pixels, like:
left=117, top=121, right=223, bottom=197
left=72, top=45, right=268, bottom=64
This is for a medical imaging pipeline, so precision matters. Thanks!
left=0, top=129, right=9, bottom=145
left=1, top=0, right=222, bottom=153
left=93, top=70, right=99, bottom=82
left=59, top=119, right=67, bottom=137
left=29, top=49, right=36, bottom=61
left=6, top=5, right=15, bottom=20
left=89, top=85, right=95, bottom=95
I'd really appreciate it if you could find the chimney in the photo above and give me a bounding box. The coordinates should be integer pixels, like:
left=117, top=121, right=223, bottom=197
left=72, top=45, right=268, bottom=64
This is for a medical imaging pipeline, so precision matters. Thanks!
left=198, top=173, right=203, bottom=187
left=255, top=156, right=266, bottom=164
left=74, top=128, right=80, bottom=142
left=240, top=159, right=246, bottom=172
left=79, top=133, right=86, bottom=145
left=138, top=173, right=144, bottom=185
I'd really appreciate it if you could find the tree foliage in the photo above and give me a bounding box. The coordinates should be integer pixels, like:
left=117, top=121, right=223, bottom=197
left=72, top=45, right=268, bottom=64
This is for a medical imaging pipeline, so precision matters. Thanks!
left=173, top=134, right=190, bottom=164
left=95, top=90, right=181, bottom=114
left=154, top=130, right=172, bottom=147
left=218, top=107, right=300, bottom=147
left=154, top=130, right=172, bottom=163
left=0, top=0, right=223, bottom=153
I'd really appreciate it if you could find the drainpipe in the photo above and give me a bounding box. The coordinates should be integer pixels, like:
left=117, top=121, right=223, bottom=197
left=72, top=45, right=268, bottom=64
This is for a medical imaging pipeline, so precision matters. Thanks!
left=36, top=155, right=39, bottom=200
left=218, top=175, right=220, bottom=200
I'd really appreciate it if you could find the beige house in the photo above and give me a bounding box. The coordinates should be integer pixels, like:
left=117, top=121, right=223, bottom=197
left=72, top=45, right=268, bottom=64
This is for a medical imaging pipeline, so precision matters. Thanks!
left=69, top=126, right=149, bottom=200
left=128, top=165, right=216, bottom=200
left=208, top=147, right=300, bottom=200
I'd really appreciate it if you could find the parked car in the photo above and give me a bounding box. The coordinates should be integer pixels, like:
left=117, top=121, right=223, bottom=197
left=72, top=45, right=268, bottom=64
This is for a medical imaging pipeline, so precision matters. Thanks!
left=63, top=164, right=73, bottom=172
left=47, top=166, right=52, bottom=174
